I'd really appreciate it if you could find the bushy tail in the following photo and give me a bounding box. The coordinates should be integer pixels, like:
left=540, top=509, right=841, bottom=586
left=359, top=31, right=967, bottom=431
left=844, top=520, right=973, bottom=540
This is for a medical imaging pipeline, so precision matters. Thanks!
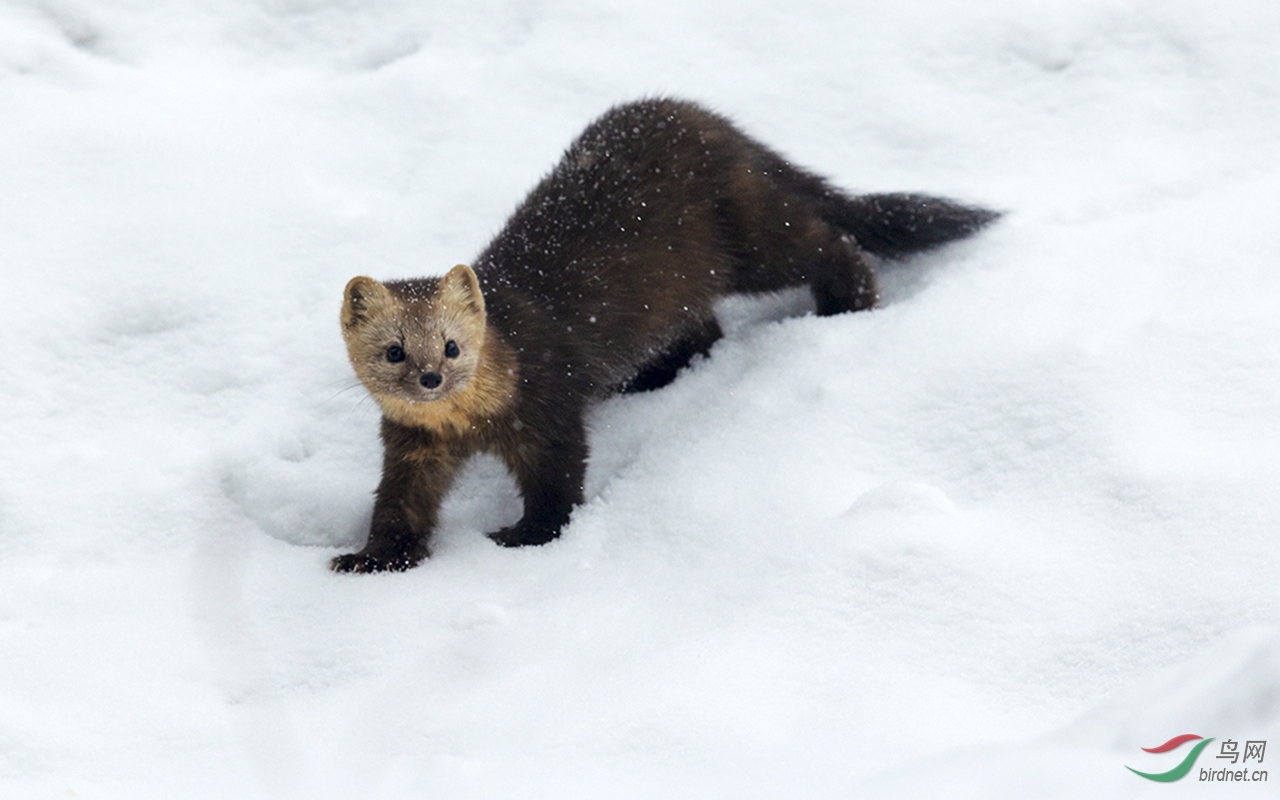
left=822, top=192, right=1000, bottom=259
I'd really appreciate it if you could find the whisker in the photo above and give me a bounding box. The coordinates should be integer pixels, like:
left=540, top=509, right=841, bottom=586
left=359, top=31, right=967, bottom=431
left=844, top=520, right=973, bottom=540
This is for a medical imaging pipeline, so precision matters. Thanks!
left=346, top=394, right=380, bottom=419
left=323, top=382, right=366, bottom=402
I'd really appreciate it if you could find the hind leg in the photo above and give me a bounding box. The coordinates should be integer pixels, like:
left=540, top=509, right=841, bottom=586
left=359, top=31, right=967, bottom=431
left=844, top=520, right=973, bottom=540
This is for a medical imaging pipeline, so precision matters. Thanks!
left=809, top=228, right=879, bottom=316
left=719, top=187, right=878, bottom=315
left=620, top=317, right=723, bottom=393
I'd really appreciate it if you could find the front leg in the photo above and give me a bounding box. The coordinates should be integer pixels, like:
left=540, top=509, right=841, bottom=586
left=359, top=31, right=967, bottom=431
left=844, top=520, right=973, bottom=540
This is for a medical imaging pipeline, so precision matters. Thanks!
left=619, top=317, right=723, bottom=393
left=489, top=415, right=588, bottom=548
left=332, top=423, right=460, bottom=573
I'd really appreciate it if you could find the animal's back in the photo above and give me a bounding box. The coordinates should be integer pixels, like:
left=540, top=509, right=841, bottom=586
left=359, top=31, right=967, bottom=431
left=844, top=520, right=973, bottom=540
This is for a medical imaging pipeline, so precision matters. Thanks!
left=474, top=100, right=742, bottom=393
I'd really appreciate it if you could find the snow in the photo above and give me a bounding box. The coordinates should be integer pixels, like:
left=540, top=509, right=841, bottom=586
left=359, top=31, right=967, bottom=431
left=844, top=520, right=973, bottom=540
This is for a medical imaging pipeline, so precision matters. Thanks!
left=2, top=0, right=1278, bottom=796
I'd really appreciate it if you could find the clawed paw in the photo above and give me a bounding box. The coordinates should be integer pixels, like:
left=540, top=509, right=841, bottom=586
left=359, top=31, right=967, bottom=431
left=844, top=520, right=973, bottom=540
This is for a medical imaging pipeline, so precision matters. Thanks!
left=487, top=523, right=561, bottom=548
left=329, top=552, right=421, bottom=573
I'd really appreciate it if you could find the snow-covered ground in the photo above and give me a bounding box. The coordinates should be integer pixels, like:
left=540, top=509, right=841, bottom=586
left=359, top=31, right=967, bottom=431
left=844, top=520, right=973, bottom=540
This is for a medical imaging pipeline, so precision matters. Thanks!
left=2, top=0, right=1278, bottom=796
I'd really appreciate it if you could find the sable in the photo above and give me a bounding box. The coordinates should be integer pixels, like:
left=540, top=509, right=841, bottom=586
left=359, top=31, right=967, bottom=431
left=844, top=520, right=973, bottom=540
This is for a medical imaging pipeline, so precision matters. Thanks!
left=331, top=98, right=998, bottom=573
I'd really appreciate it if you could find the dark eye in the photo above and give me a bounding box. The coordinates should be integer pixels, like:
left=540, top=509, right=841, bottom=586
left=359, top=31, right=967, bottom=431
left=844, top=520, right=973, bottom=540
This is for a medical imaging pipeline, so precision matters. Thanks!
left=444, top=340, right=460, bottom=359
left=385, top=345, right=405, bottom=363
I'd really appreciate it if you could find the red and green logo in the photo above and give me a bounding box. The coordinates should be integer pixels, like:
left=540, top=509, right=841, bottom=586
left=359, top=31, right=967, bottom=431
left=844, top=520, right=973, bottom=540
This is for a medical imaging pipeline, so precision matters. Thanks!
left=1126, top=734, right=1214, bottom=782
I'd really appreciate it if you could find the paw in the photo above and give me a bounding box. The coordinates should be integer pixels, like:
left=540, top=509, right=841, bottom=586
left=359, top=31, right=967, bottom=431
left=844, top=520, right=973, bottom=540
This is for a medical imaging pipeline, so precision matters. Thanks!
left=329, top=551, right=422, bottom=573
left=487, top=522, right=561, bottom=548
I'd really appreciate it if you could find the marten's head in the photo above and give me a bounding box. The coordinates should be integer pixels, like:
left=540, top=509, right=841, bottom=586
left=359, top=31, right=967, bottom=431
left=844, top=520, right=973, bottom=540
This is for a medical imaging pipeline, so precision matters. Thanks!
left=341, top=264, right=488, bottom=413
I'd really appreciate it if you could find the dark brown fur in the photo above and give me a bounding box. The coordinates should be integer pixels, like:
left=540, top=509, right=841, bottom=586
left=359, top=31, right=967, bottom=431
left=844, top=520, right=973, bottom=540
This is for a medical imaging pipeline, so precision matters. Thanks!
left=331, top=98, right=997, bottom=573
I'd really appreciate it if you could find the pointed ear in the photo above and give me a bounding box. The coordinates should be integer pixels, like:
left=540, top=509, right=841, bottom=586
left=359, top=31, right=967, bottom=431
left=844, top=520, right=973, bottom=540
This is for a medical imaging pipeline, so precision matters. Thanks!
left=439, top=264, right=485, bottom=316
left=341, top=276, right=393, bottom=329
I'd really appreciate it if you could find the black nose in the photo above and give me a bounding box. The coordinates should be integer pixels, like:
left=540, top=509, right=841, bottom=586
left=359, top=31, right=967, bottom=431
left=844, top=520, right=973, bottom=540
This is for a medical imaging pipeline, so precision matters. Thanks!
left=420, top=371, right=443, bottom=389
